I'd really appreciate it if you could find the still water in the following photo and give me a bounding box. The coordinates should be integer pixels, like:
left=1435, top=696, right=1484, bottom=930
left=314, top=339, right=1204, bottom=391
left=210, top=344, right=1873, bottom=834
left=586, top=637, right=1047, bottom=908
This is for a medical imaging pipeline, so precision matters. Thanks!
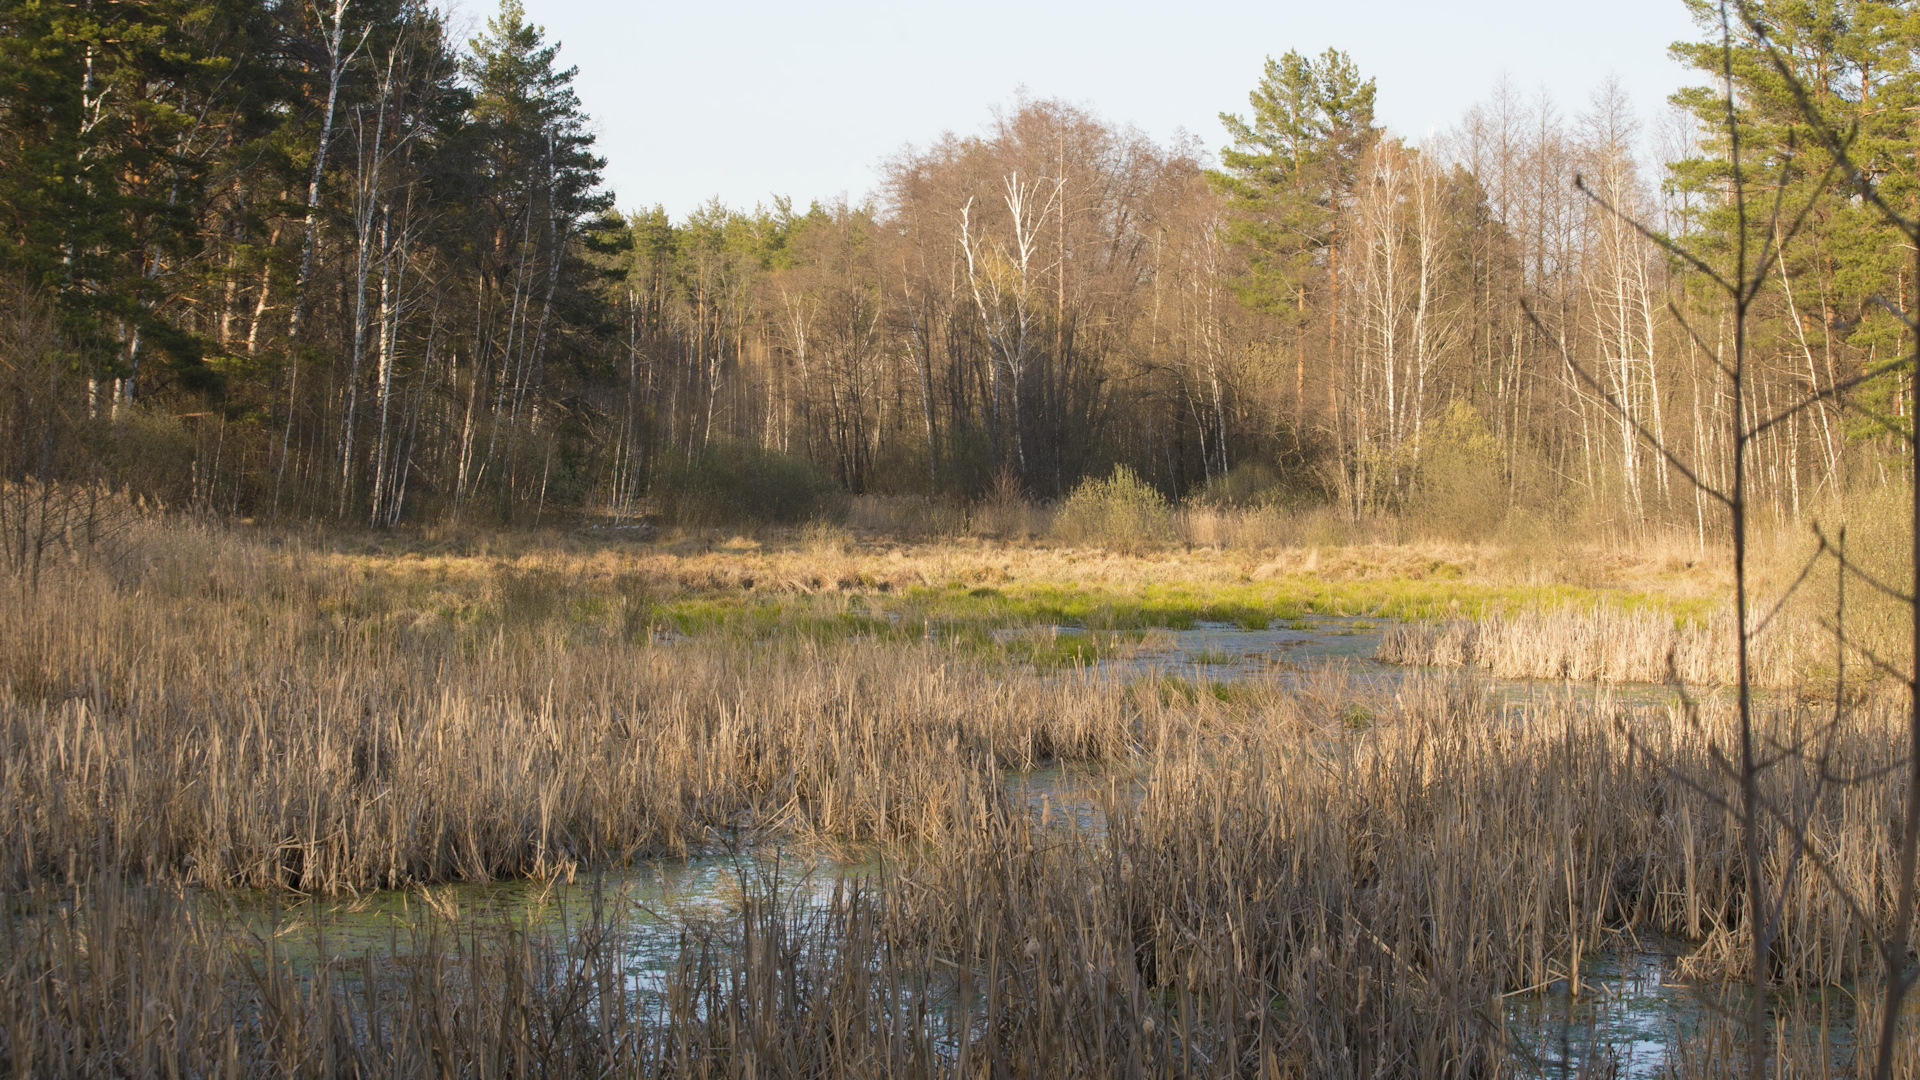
left=231, top=620, right=1839, bottom=1076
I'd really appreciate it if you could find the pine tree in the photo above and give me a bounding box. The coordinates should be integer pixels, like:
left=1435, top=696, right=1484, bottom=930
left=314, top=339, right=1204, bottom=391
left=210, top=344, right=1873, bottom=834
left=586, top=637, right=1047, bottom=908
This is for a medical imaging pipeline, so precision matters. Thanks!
left=458, top=0, right=611, bottom=519
left=0, top=0, right=278, bottom=397
left=1668, top=0, right=1919, bottom=464
left=1207, top=48, right=1379, bottom=431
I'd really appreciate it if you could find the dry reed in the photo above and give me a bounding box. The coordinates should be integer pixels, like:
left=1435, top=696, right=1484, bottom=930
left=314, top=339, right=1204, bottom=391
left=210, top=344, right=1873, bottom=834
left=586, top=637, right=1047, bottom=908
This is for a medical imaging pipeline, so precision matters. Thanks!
left=8, top=675, right=1913, bottom=1075
left=1375, top=603, right=1803, bottom=687
left=0, top=520, right=1137, bottom=893
left=3, top=519, right=1912, bottom=1075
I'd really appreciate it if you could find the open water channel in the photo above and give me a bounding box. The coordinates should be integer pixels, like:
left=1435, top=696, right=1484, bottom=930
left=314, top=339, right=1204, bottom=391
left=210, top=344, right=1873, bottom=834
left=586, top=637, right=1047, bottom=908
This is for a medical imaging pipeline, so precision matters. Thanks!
left=231, top=619, right=1844, bottom=1076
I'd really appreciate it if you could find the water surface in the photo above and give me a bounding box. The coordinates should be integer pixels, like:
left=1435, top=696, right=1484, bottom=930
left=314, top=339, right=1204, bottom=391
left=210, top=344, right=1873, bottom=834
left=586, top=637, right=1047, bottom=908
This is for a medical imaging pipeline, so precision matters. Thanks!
left=229, top=622, right=1824, bottom=1074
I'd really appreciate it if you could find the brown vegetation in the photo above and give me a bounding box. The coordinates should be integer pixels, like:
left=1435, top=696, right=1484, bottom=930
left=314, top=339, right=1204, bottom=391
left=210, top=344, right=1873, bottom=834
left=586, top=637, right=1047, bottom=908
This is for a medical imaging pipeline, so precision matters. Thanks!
left=395, top=512, right=1731, bottom=603
left=0, top=520, right=1152, bottom=893
left=5, top=654, right=1917, bottom=1074
left=1, top=520, right=1915, bottom=1075
left=1375, top=604, right=1802, bottom=686
left=1374, top=491, right=1915, bottom=694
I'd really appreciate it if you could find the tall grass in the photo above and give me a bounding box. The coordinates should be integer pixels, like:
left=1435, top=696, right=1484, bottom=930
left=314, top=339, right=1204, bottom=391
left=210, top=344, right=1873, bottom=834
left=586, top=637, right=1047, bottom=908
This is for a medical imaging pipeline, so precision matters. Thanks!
left=1375, top=603, right=1805, bottom=687
left=1377, top=493, right=1914, bottom=693
left=0, top=520, right=1138, bottom=892
left=4, top=519, right=1914, bottom=1074
left=6, top=666, right=1916, bottom=1075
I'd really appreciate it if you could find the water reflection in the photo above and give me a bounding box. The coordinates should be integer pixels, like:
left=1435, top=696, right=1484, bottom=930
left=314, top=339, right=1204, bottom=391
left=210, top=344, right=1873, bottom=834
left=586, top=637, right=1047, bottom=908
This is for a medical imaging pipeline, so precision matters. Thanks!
left=1043, top=617, right=1729, bottom=719
left=225, top=622, right=1814, bottom=1073
left=1504, top=941, right=1697, bottom=1078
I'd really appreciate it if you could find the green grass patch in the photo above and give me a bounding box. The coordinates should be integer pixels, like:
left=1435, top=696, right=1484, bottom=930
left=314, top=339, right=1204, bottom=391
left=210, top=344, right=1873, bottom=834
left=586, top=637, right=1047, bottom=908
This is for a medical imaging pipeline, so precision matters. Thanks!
left=1140, top=674, right=1246, bottom=706
left=894, top=576, right=1704, bottom=631
left=632, top=572, right=1712, bottom=644
left=1003, top=629, right=1145, bottom=671
left=653, top=597, right=904, bottom=643
left=1185, top=647, right=1236, bottom=665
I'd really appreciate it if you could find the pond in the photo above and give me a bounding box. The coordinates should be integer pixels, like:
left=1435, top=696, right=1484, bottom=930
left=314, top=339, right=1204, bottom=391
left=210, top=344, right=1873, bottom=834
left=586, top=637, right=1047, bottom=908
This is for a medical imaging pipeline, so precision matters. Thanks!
left=222, top=621, right=1846, bottom=1075
left=1024, top=616, right=1709, bottom=717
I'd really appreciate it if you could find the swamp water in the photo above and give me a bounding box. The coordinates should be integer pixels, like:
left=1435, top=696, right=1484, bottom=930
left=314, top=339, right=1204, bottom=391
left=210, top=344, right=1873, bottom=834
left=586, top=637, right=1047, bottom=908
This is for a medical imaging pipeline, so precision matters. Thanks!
left=224, top=620, right=1843, bottom=1076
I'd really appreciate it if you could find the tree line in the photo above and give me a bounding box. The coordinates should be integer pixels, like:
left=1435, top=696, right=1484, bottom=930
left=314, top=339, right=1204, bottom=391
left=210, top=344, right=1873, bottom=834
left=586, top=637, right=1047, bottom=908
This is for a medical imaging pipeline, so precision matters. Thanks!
left=0, top=0, right=1908, bottom=532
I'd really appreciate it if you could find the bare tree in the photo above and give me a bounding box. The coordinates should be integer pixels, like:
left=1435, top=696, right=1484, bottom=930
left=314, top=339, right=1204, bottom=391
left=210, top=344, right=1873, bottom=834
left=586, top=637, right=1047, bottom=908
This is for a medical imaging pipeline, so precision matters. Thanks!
left=1524, top=7, right=1917, bottom=1076
left=961, top=172, right=1063, bottom=485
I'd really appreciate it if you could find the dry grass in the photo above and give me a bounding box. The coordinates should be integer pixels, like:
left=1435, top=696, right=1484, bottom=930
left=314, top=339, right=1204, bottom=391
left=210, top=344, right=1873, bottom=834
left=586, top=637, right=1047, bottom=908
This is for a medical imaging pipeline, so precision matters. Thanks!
left=0, top=519, right=1143, bottom=893
left=372, top=520, right=1729, bottom=625
left=875, top=679, right=1916, bottom=1074
left=5, top=665, right=1916, bottom=1075
left=1374, top=495, right=1913, bottom=694
left=1375, top=603, right=1807, bottom=688
left=3, top=517, right=1913, bottom=1075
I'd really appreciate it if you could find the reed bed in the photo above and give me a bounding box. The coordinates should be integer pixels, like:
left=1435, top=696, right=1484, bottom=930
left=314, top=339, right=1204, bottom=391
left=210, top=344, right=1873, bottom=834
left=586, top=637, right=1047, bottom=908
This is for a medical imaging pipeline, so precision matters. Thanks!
left=875, top=680, right=1914, bottom=1074
left=3, top=519, right=1914, bottom=1075
left=1375, top=603, right=1807, bottom=688
left=0, top=520, right=1150, bottom=893
left=8, top=671, right=1917, bottom=1075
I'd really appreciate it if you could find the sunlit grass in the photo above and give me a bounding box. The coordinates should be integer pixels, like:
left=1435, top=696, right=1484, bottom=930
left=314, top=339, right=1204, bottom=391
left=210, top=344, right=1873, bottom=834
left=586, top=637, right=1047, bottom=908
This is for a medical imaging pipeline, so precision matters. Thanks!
left=648, top=577, right=1713, bottom=640
left=4, top=517, right=1908, bottom=1075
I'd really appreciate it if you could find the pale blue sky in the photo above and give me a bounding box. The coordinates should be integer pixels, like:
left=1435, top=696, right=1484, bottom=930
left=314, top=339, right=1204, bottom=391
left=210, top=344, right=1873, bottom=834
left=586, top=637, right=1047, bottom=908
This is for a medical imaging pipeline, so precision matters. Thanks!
left=459, top=0, right=1710, bottom=219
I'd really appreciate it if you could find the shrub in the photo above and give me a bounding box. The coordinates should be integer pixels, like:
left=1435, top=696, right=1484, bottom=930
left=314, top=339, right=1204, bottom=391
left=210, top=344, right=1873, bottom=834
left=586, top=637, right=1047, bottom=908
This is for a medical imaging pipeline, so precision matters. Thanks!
left=651, top=440, right=846, bottom=527
left=969, top=467, right=1045, bottom=540
left=1051, top=466, right=1174, bottom=553
left=1192, top=460, right=1291, bottom=508
left=1408, top=401, right=1506, bottom=539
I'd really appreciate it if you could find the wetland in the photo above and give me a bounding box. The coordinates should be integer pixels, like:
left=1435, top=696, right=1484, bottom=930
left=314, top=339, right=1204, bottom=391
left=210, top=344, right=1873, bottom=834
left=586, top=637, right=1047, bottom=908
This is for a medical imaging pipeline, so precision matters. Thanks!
left=2, top=521, right=1913, bottom=1076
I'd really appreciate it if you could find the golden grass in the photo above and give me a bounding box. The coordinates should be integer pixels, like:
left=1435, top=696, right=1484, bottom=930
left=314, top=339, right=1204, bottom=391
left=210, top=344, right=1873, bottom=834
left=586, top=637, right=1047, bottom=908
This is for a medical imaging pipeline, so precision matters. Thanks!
left=287, top=520, right=1729, bottom=650
left=1375, top=498, right=1912, bottom=694
left=6, top=667, right=1915, bottom=1075
left=397, top=520, right=1731, bottom=597
left=3, top=516, right=1913, bottom=1075
left=1, top=520, right=1156, bottom=892
left=1375, top=603, right=1807, bottom=687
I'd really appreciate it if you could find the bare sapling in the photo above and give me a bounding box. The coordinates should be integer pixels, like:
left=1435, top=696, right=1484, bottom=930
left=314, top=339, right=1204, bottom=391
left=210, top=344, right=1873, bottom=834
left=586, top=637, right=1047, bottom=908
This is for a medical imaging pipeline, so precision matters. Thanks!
left=1521, top=3, right=1920, bottom=1074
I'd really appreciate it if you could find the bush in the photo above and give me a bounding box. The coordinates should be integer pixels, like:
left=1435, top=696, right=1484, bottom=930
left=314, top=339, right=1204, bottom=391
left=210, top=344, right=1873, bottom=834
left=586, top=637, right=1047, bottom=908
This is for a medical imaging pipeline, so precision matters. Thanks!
left=1408, top=401, right=1506, bottom=539
left=1192, top=460, right=1291, bottom=508
left=969, top=468, right=1045, bottom=540
left=651, top=440, right=847, bottom=527
left=1051, top=466, right=1174, bottom=553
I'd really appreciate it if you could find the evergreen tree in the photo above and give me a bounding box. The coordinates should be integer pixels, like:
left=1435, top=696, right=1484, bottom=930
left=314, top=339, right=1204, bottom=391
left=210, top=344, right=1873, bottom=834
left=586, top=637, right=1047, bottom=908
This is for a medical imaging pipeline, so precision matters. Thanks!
left=0, top=0, right=281, bottom=397
left=1207, top=49, right=1378, bottom=316
left=455, top=0, right=611, bottom=519
left=1668, top=0, right=1919, bottom=459
left=1207, top=48, right=1378, bottom=432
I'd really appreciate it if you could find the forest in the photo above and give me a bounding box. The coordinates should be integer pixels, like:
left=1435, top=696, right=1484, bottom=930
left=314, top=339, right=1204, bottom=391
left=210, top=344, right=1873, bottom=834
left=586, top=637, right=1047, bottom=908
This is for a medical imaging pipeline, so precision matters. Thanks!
left=2, top=0, right=1908, bottom=535
left=9, top=1, right=1920, bottom=1075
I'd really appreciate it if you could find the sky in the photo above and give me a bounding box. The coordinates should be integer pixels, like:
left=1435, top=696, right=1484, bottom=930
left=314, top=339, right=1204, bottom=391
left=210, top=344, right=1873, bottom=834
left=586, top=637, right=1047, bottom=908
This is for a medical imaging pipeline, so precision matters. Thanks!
left=452, top=0, right=1710, bottom=220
